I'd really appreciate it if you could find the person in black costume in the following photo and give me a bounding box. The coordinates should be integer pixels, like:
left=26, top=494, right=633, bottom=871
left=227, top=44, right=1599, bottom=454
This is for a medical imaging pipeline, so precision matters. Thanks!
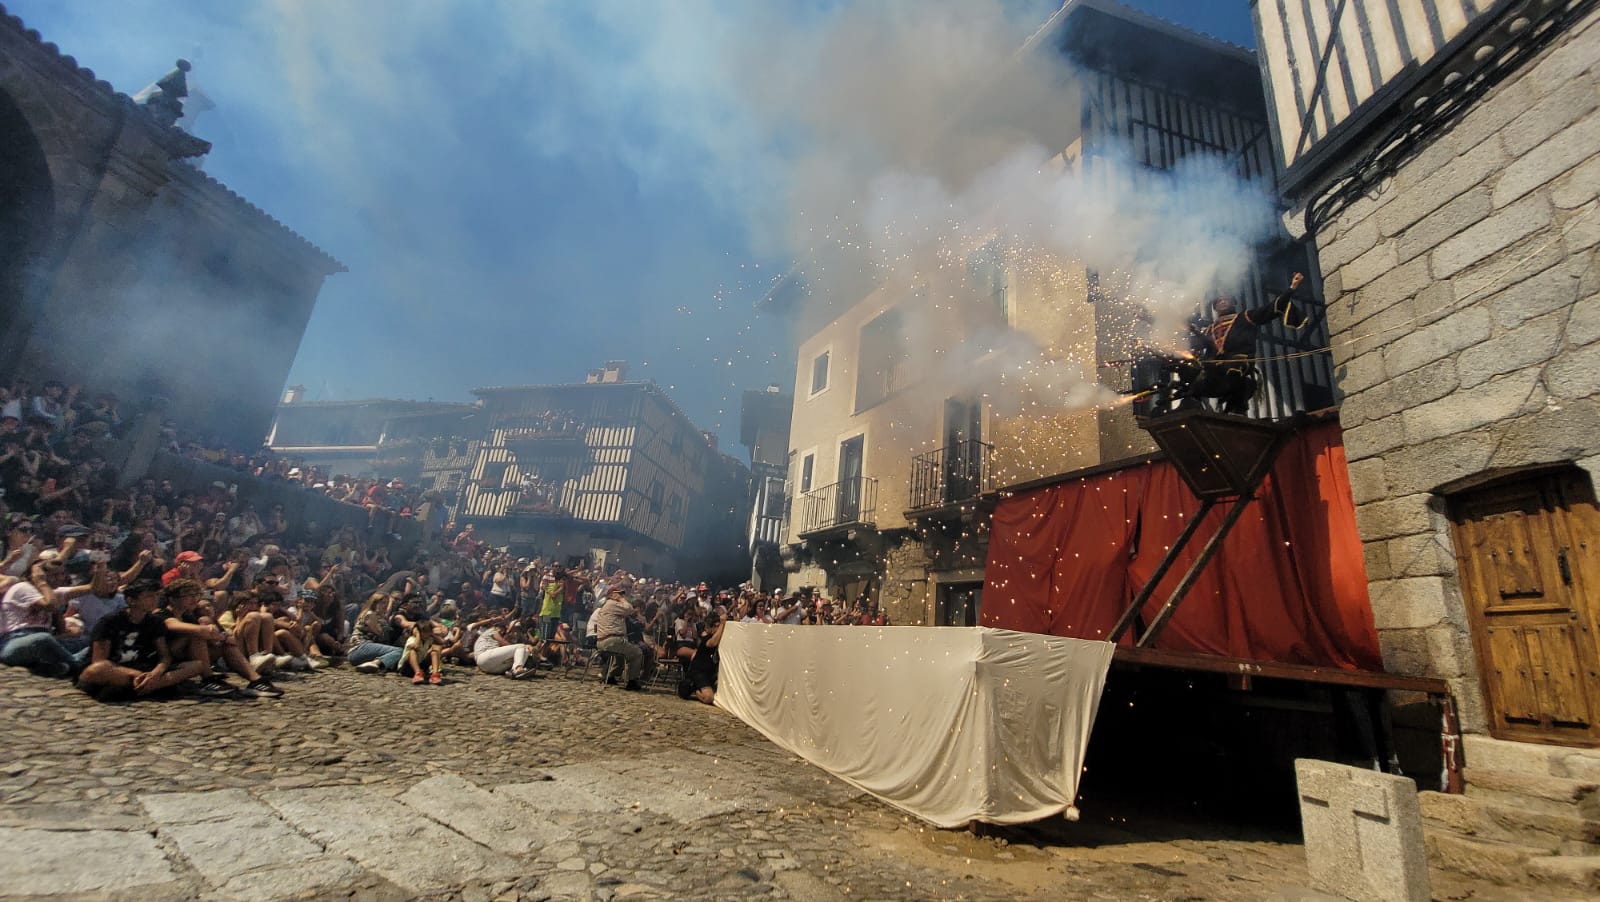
left=1171, top=272, right=1306, bottom=415
left=678, top=609, right=724, bottom=705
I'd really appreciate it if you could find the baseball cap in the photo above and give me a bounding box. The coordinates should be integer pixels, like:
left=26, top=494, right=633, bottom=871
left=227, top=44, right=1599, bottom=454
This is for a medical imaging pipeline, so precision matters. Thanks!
left=175, top=550, right=203, bottom=563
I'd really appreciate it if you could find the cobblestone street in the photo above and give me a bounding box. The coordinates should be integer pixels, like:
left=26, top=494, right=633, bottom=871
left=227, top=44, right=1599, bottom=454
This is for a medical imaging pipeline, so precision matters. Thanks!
left=0, top=665, right=1514, bottom=901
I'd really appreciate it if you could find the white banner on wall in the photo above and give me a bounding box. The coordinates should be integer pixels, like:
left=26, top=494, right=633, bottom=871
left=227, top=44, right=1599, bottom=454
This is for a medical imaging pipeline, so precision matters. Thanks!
left=716, top=623, right=1115, bottom=828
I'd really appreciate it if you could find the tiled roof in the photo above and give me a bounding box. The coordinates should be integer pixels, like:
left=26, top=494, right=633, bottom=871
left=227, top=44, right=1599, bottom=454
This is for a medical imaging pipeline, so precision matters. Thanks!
left=1036, top=0, right=1256, bottom=63
left=173, top=163, right=346, bottom=273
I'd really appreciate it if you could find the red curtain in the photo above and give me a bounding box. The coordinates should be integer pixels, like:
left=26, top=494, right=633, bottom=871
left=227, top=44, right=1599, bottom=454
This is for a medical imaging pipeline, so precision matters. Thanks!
left=982, top=422, right=1382, bottom=670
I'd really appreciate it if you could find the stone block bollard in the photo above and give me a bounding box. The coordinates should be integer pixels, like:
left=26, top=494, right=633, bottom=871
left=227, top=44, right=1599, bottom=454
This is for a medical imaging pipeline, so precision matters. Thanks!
left=1294, top=759, right=1429, bottom=902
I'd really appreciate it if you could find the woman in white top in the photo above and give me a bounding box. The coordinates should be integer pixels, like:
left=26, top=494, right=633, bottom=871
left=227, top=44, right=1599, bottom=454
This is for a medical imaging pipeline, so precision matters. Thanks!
left=473, top=615, right=538, bottom=679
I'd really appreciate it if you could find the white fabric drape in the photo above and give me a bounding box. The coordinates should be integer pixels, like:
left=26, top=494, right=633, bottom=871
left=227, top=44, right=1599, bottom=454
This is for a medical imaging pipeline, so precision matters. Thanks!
left=716, top=624, right=1114, bottom=828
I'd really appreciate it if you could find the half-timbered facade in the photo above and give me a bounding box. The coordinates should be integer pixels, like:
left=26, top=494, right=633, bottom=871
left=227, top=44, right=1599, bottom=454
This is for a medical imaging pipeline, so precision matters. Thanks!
left=457, top=377, right=714, bottom=577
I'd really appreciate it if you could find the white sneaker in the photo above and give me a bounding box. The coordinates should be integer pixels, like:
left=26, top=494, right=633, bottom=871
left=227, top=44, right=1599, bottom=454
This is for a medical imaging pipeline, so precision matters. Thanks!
left=273, top=655, right=295, bottom=670
left=249, top=653, right=278, bottom=676
left=354, top=660, right=382, bottom=674
left=307, top=656, right=329, bottom=670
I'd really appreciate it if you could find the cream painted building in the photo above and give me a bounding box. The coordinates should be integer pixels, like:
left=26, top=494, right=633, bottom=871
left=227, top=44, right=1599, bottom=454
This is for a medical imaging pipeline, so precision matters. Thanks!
left=776, top=0, right=1331, bottom=626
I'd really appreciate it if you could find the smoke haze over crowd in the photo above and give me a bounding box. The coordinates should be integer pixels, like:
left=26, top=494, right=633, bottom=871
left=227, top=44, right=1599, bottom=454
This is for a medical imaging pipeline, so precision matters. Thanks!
left=12, top=0, right=1262, bottom=452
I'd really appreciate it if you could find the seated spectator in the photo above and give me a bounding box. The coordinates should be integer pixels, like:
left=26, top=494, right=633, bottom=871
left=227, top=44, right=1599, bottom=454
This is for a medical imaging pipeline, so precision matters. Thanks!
left=61, top=547, right=147, bottom=638
left=308, top=584, right=347, bottom=657
left=255, top=574, right=323, bottom=670
left=220, top=591, right=283, bottom=675
left=348, top=592, right=404, bottom=673
left=592, top=588, right=644, bottom=691
left=76, top=578, right=208, bottom=701
left=0, top=555, right=101, bottom=677
left=401, top=616, right=443, bottom=685
left=679, top=608, right=724, bottom=705
left=162, top=549, right=204, bottom=587
left=472, top=614, right=539, bottom=680
left=157, top=579, right=281, bottom=699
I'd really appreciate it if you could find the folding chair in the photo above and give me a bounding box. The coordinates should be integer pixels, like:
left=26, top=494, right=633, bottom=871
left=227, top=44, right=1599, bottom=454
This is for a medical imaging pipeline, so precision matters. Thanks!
left=650, top=657, right=684, bottom=692
left=584, top=648, right=616, bottom=683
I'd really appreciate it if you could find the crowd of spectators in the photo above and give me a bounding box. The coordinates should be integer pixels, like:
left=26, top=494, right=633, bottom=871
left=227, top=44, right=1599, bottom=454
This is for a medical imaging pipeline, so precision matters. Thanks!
left=499, top=409, right=583, bottom=439
left=170, top=440, right=441, bottom=537
left=0, top=378, right=891, bottom=707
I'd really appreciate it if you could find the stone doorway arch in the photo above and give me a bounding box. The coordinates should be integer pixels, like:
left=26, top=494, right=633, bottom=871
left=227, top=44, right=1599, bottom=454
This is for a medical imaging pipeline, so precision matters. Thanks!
left=0, top=85, right=55, bottom=365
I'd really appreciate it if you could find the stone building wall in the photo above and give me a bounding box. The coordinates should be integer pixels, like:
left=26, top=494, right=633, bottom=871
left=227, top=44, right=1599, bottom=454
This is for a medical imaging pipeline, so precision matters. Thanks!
left=879, top=536, right=930, bottom=625
left=1312, top=10, right=1600, bottom=732
left=0, top=9, right=341, bottom=448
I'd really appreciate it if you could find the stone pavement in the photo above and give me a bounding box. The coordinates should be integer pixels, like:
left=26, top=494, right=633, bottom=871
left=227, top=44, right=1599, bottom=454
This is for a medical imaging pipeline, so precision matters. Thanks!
left=0, top=664, right=1518, bottom=901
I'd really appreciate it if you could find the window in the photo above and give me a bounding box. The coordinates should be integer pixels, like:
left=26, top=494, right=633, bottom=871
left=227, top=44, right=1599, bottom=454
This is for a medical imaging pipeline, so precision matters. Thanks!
left=855, top=309, right=908, bottom=411
left=480, top=461, right=509, bottom=487
left=810, top=351, right=830, bottom=395
left=968, top=244, right=1009, bottom=326
left=649, top=480, right=664, bottom=515
left=800, top=454, right=814, bottom=494
left=761, top=477, right=785, bottom=518
left=668, top=494, right=683, bottom=525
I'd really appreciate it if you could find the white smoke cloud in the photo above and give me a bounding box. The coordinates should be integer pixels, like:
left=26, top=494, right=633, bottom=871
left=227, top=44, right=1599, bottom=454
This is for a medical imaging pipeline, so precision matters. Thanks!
left=35, top=0, right=1276, bottom=434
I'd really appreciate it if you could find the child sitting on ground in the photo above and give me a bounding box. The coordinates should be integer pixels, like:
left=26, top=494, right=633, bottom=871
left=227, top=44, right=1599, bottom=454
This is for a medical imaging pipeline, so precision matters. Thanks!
left=402, top=616, right=444, bottom=685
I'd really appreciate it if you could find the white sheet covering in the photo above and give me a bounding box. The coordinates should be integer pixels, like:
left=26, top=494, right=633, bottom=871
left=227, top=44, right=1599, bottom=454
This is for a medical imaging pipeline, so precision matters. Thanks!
left=715, top=624, right=1115, bottom=828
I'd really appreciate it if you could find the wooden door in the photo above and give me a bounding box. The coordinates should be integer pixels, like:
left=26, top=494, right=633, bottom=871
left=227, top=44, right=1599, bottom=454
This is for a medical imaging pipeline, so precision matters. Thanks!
left=1449, top=470, right=1600, bottom=747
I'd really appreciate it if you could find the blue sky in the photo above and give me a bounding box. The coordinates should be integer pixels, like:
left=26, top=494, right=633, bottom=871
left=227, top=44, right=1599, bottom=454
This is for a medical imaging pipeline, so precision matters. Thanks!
left=9, top=1, right=1258, bottom=452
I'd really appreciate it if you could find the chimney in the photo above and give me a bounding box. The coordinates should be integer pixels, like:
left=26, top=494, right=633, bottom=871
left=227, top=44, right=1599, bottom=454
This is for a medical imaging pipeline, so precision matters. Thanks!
left=282, top=385, right=305, bottom=405
left=602, top=360, right=627, bottom=383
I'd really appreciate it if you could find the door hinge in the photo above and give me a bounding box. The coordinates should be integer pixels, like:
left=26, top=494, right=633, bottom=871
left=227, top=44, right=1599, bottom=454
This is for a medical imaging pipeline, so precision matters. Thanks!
left=1558, top=547, right=1573, bottom=586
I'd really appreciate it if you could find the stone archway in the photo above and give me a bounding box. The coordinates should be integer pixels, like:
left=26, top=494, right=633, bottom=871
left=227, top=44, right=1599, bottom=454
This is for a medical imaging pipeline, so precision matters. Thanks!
left=0, top=85, right=55, bottom=355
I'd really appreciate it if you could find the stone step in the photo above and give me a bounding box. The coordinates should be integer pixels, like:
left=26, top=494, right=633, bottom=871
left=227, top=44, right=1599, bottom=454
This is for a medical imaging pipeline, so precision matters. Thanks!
left=1424, top=831, right=1549, bottom=886
left=1527, top=855, right=1600, bottom=892
left=1419, top=790, right=1600, bottom=852
left=1463, top=735, right=1600, bottom=782
left=1463, top=767, right=1600, bottom=818
left=263, top=786, right=521, bottom=894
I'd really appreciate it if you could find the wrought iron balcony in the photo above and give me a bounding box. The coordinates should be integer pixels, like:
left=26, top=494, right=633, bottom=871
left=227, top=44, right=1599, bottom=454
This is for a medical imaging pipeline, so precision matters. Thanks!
left=798, top=476, right=878, bottom=536
left=908, top=440, right=993, bottom=512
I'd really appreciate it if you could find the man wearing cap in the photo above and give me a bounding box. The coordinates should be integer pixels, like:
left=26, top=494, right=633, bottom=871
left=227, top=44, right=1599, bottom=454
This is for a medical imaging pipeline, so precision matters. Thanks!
left=162, top=550, right=204, bottom=587
left=76, top=578, right=208, bottom=701
left=773, top=592, right=806, bottom=626
left=591, top=588, right=644, bottom=691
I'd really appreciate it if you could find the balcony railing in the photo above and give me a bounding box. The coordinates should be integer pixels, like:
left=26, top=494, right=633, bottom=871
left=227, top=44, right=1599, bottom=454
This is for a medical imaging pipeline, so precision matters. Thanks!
left=799, top=476, right=878, bottom=535
left=749, top=513, right=785, bottom=548
left=909, top=440, right=993, bottom=511
left=503, top=425, right=587, bottom=458
left=505, top=485, right=569, bottom=517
